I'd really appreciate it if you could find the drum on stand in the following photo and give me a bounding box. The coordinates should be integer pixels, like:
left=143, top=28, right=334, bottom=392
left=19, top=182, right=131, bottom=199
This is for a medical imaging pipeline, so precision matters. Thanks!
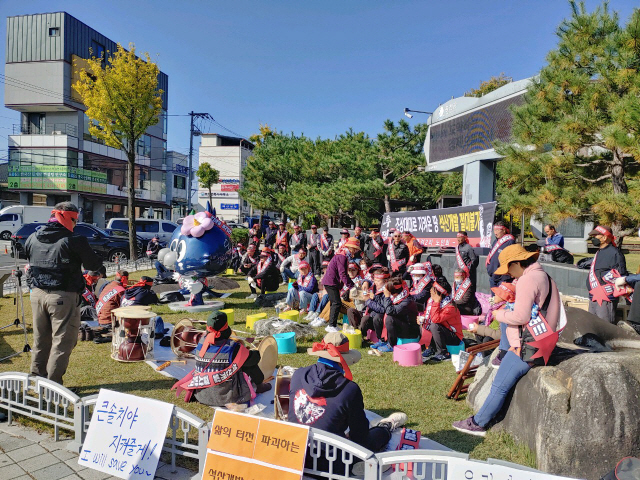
left=111, top=306, right=156, bottom=362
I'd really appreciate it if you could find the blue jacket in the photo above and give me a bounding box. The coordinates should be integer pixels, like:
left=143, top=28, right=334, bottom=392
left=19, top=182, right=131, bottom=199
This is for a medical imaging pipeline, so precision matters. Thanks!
left=288, top=363, right=375, bottom=450
left=298, top=272, right=318, bottom=294
left=546, top=233, right=565, bottom=248
left=364, top=293, right=386, bottom=315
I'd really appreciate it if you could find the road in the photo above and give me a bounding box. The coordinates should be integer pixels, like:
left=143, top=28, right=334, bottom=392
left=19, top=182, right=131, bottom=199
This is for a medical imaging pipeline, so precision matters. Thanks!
left=0, top=240, right=26, bottom=273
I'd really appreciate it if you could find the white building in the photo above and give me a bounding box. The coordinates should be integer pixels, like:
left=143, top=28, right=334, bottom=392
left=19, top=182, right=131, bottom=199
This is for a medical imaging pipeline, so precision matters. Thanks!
left=197, top=134, right=253, bottom=222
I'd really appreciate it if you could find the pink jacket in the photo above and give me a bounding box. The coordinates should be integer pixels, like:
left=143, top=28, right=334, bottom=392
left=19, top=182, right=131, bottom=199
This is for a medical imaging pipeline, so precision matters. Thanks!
left=494, top=263, right=561, bottom=349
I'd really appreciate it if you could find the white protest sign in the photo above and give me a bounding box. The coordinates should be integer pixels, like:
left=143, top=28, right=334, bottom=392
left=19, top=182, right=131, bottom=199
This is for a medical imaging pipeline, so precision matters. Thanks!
left=448, top=458, right=583, bottom=480
left=79, top=389, right=173, bottom=479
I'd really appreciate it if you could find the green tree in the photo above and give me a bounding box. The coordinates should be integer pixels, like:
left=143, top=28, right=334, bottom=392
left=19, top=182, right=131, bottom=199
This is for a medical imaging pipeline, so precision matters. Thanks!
left=240, top=132, right=313, bottom=220
left=465, top=73, right=512, bottom=97
left=73, top=43, right=163, bottom=258
left=196, top=162, right=220, bottom=207
left=496, top=1, right=640, bottom=238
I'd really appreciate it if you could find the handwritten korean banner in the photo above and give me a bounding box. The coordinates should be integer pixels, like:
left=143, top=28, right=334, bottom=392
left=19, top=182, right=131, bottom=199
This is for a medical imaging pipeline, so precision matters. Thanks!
left=380, top=202, right=497, bottom=248
left=448, top=457, right=582, bottom=480
left=203, top=409, right=309, bottom=480
left=79, top=389, right=173, bottom=479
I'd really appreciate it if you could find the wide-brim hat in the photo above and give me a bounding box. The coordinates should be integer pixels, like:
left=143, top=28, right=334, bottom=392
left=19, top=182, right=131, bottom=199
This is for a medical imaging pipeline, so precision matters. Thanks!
left=494, top=244, right=539, bottom=276
left=344, top=237, right=361, bottom=250
left=307, top=332, right=361, bottom=365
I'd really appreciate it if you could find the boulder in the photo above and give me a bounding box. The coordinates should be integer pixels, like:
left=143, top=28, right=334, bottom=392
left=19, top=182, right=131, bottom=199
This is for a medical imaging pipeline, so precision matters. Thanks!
left=468, top=308, right=640, bottom=479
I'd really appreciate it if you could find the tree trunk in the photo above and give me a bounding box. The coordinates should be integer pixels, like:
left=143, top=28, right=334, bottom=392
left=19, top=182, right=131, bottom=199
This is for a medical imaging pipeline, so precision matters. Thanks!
left=384, top=194, right=391, bottom=213
left=611, top=149, right=629, bottom=241
left=127, top=145, right=138, bottom=261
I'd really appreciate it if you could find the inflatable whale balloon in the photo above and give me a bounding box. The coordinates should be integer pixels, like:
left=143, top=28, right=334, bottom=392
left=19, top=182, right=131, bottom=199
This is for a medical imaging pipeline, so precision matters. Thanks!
left=158, top=202, right=232, bottom=306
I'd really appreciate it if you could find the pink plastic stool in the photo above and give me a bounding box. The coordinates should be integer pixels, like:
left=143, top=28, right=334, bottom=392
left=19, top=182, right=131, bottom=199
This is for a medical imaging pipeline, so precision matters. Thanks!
left=366, top=330, right=379, bottom=344
left=393, top=343, right=422, bottom=367
left=460, top=315, right=481, bottom=330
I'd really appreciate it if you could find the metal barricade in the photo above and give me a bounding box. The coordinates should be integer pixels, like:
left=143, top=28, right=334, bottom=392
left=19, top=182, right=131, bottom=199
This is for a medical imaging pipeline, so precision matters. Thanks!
left=0, top=372, right=83, bottom=451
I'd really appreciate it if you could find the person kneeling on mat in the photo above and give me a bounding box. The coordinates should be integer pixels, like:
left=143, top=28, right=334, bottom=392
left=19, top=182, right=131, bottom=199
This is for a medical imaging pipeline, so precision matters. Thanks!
left=173, top=311, right=271, bottom=406
left=289, top=332, right=407, bottom=474
left=421, top=276, right=463, bottom=362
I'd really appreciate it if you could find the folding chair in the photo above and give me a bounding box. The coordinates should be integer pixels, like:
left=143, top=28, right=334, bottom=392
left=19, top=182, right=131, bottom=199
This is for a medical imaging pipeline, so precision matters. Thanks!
left=447, top=339, right=500, bottom=400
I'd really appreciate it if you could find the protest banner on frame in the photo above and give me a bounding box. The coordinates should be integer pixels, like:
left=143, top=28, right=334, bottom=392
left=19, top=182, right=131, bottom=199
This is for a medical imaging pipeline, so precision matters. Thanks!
left=79, top=389, right=173, bottom=479
left=381, top=202, right=497, bottom=248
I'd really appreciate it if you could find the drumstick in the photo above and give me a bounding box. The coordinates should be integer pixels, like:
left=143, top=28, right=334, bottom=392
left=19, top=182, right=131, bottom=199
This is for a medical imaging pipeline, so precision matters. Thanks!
left=156, top=360, right=187, bottom=371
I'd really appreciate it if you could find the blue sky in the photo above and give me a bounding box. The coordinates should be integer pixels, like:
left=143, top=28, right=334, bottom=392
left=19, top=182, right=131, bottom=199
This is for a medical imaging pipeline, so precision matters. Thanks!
left=1, top=0, right=638, bottom=158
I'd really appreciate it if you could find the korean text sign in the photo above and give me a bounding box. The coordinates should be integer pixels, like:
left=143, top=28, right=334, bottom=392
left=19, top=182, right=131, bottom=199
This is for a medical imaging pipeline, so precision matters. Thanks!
left=79, top=389, right=173, bottom=479
left=380, top=201, right=497, bottom=248
left=203, top=409, right=309, bottom=480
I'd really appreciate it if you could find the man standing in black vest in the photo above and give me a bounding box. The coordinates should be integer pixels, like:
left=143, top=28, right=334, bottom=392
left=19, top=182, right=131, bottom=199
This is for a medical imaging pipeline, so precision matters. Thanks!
left=485, top=221, right=515, bottom=288
left=26, top=202, right=102, bottom=385
left=455, top=231, right=479, bottom=287
left=307, top=225, right=322, bottom=276
left=290, top=224, right=307, bottom=253
left=365, top=228, right=387, bottom=265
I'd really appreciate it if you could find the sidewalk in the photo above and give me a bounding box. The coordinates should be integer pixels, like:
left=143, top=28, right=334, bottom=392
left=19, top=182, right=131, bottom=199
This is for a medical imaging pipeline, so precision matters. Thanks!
left=0, top=422, right=196, bottom=480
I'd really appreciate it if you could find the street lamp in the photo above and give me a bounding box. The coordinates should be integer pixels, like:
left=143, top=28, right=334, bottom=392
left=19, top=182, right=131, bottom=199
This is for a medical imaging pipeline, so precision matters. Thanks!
left=404, top=107, right=433, bottom=119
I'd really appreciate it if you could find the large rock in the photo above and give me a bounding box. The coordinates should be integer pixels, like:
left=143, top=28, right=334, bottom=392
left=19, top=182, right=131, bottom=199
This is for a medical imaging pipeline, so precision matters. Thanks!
left=468, top=308, right=640, bottom=479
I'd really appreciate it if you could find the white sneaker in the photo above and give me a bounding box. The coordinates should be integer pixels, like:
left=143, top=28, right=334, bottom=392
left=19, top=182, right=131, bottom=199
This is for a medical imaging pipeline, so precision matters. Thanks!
left=374, top=412, right=408, bottom=432
left=245, top=293, right=257, bottom=300
left=325, top=325, right=339, bottom=333
left=307, top=312, right=319, bottom=321
left=303, top=312, right=315, bottom=321
left=309, top=318, right=325, bottom=327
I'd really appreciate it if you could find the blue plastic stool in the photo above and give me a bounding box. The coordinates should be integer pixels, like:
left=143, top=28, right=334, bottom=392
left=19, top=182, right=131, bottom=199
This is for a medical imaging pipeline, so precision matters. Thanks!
left=446, top=341, right=465, bottom=355
left=397, top=336, right=420, bottom=345
left=274, top=332, right=297, bottom=354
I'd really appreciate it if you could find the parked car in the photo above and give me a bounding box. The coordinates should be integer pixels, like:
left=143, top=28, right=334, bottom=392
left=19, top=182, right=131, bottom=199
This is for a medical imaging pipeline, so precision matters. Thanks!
left=106, top=218, right=178, bottom=243
left=11, top=222, right=144, bottom=262
left=0, top=205, right=52, bottom=240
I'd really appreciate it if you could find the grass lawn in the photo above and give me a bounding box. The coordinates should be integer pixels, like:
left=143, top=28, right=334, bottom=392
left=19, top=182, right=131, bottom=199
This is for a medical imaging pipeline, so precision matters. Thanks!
left=0, top=270, right=535, bottom=469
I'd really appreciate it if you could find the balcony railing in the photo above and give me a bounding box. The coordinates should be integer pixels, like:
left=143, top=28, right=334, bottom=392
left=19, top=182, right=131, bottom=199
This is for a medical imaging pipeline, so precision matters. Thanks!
left=13, top=123, right=78, bottom=137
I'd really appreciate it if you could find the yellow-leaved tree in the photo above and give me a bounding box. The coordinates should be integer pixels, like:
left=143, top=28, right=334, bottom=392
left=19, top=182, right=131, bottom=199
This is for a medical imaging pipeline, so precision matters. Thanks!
left=73, top=43, right=163, bottom=259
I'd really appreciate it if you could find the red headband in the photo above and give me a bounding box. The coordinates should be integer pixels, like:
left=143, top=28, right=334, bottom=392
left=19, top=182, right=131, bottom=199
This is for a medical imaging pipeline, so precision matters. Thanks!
left=374, top=273, right=390, bottom=279
left=129, top=278, right=153, bottom=289
left=199, top=323, right=229, bottom=356
left=311, top=340, right=353, bottom=380
left=595, top=226, right=613, bottom=238
left=456, top=233, right=467, bottom=238
left=433, top=282, right=447, bottom=294
left=51, top=209, right=78, bottom=232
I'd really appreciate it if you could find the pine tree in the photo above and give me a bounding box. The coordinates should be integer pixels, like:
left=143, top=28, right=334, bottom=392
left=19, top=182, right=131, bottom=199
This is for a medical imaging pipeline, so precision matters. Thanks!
left=497, top=1, right=640, bottom=238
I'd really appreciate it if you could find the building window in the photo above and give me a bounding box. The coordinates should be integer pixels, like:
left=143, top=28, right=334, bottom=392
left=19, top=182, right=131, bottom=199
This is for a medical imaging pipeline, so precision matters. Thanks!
left=162, top=111, right=168, bottom=134
left=49, top=27, right=60, bottom=37
left=174, top=176, right=186, bottom=190
left=91, top=40, right=105, bottom=63
left=137, top=135, right=151, bottom=157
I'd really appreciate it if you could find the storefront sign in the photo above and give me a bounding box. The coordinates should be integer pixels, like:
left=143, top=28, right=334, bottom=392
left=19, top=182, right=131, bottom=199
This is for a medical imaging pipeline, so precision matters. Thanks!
left=8, top=164, right=107, bottom=194
left=381, top=202, right=497, bottom=248
left=221, top=184, right=239, bottom=192
left=219, top=178, right=240, bottom=184
left=220, top=203, right=239, bottom=210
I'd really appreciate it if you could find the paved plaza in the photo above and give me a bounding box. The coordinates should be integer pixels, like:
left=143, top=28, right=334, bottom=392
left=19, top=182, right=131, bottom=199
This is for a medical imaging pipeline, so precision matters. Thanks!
left=0, top=422, right=196, bottom=480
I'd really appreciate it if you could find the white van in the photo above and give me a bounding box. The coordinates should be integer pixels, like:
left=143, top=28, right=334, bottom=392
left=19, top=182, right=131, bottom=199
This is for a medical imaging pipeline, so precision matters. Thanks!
left=106, top=218, right=179, bottom=243
left=0, top=205, right=52, bottom=240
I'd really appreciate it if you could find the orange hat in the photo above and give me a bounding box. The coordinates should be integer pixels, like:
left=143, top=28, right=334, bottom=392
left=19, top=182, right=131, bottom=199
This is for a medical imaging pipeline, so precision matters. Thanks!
left=493, top=244, right=539, bottom=276
left=343, top=237, right=361, bottom=251
left=491, top=282, right=516, bottom=303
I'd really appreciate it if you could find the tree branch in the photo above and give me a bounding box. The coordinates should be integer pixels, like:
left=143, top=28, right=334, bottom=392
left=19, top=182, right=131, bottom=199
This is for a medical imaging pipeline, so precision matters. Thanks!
left=577, top=173, right=611, bottom=183
left=385, top=166, right=418, bottom=187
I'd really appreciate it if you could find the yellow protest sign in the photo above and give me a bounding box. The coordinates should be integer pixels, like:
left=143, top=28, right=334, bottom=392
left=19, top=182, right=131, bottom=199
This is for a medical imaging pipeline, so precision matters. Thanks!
left=203, top=410, right=309, bottom=480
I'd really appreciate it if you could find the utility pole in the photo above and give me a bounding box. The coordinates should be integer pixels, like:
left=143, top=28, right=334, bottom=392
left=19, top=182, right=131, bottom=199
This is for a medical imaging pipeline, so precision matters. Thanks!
left=187, top=111, right=211, bottom=212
